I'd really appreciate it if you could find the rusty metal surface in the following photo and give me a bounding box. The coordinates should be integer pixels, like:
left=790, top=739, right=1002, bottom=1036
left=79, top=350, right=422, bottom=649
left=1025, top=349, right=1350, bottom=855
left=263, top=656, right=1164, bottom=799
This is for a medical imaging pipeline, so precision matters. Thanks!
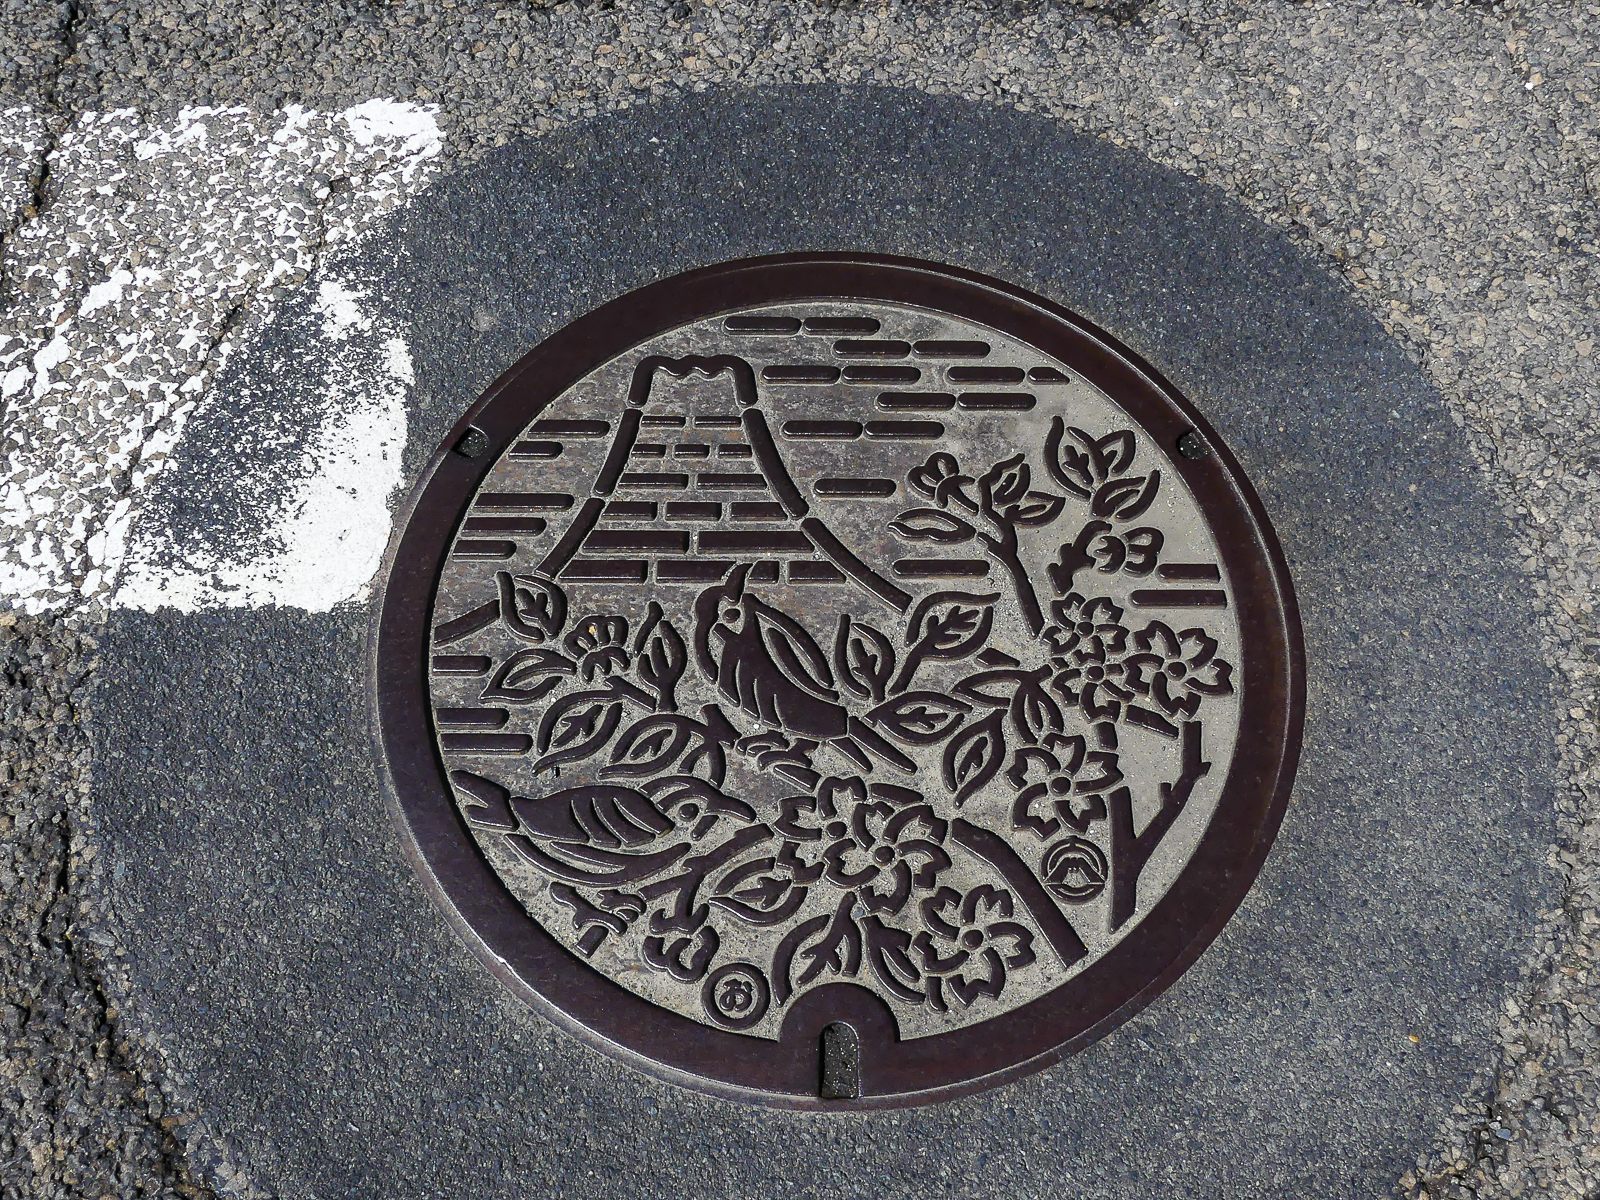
left=373, top=253, right=1303, bottom=1107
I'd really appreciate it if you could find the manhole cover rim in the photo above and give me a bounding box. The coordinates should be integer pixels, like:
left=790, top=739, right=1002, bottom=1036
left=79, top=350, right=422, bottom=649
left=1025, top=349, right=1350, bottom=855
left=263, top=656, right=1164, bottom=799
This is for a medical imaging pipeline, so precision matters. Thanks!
left=371, top=251, right=1305, bottom=1109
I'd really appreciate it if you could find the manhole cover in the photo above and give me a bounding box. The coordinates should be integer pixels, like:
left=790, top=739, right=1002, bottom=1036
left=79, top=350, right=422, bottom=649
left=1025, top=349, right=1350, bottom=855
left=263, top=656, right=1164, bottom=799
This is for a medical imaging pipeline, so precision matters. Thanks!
left=374, top=254, right=1303, bottom=1107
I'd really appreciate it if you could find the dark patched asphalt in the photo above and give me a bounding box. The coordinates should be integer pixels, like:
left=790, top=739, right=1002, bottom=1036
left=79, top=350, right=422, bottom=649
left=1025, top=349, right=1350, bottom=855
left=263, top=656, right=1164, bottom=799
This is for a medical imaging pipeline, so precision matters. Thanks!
left=92, top=88, right=1555, bottom=1199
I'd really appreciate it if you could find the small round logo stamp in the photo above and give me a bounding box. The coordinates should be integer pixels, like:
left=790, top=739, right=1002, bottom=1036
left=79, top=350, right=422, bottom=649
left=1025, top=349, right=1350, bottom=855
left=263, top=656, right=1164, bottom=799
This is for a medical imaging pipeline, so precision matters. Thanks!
left=375, top=254, right=1302, bottom=1107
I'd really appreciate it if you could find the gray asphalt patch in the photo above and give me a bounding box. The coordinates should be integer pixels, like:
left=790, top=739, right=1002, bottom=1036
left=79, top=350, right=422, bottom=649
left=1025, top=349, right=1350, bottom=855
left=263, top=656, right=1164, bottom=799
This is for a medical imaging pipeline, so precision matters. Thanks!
left=89, top=87, right=1555, bottom=1200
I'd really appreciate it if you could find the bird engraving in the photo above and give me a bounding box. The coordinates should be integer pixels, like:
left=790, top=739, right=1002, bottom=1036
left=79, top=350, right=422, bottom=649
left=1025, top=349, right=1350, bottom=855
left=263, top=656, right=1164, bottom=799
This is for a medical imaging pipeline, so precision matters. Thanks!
left=693, top=563, right=915, bottom=774
left=503, top=775, right=761, bottom=887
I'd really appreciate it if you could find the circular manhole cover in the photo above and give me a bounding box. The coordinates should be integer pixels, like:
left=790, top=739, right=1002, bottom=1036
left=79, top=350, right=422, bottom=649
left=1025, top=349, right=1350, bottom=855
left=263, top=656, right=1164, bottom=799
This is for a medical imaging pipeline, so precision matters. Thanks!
left=374, top=254, right=1303, bottom=1107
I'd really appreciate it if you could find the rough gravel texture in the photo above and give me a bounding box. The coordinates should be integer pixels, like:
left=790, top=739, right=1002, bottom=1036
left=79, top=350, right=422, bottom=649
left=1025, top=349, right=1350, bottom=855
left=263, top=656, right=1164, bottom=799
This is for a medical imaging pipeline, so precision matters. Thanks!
left=0, top=0, right=1596, bottom=1197
left=0, top=614, right=209, bottom=1200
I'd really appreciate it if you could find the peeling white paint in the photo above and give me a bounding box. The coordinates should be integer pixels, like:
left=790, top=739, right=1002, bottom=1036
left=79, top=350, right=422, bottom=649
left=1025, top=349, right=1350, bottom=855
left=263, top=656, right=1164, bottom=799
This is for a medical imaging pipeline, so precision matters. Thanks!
left=79, top=269, right=134, bottom=317
left=316, top=280, right=374, bottom=340
left=0, top=100, right=445, bottom=615
left=114, top=286, right=413, bottom=613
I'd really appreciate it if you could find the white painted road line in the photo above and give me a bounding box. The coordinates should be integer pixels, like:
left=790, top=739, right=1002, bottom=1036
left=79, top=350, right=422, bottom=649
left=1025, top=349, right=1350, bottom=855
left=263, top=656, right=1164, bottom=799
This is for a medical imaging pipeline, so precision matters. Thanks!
left=0, top=101, right=442, bottom=614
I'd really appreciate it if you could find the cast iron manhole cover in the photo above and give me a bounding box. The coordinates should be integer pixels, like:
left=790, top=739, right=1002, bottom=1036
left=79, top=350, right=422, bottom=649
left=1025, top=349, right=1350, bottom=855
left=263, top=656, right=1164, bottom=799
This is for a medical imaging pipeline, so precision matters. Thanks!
left=374, top=254, right=1303, bottom=1107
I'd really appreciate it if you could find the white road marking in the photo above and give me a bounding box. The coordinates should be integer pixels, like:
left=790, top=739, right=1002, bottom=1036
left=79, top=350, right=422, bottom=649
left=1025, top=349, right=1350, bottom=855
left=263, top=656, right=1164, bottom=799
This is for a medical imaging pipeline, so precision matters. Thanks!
left=0, top=102, right=444, bottom=615
left=114, top=284, right=412, bottom=613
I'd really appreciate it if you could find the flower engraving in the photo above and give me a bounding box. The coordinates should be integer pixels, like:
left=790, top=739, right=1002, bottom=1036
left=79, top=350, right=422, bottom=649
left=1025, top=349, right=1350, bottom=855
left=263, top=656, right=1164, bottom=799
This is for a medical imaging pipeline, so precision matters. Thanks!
left=913, top=885, right=1036, bottom=1010
left=776, top=777, right=951, bottom=915
left=908, top=451, right=978, bottom=512
left=564, top=615, right=631, bottom=680
left=1006, top=733, right=1123, bottom=840
left=1043, top=594, right=1135, bottom=721
left=1122, top=622, right=1235, bottom=720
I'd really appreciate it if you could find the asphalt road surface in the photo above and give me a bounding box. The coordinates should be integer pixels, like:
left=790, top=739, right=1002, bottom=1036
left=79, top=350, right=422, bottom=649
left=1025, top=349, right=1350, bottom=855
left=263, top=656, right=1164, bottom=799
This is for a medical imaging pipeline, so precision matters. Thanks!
left=1, top=1, right=1597, bottom=1197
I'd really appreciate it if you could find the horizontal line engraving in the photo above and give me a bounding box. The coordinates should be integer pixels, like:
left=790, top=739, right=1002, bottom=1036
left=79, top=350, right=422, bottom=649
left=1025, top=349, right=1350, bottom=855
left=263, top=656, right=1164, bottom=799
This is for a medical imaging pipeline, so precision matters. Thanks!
left=431, top=655, right=491, bottom=676
left=789, top=561, right=847, bottom=583
left=698, top=530, right=814, bottom=553
left=699, top=472, right=768, bottom=489
left=436, top=707, right=510, bottom=730
left=618, top=472, right=690, bottom=488
left=864, top=420, right=943, bottom=439
left=783, top=420, right=861, bottom=439
left=1157, top=563, right=1222, bottom=581
left=673, top=444, right=711, bottom=458
left=805, top=317, right=879, bottom=334
left=762, top=365, right=840, bottom=384
left=584, top=530, right=691, bottom=553
left=476, top=492, right=574, bottom=511
left=694, top=414, right=742, bottom=428
left=948, top=366, right=1026, bottom=383
left=1130, top=588, right=1228, bottom=607
left=914, top=339, right=990, bottom=358
left=815, top=478, right=896, bottom=498
left=724, top=315, right=801, bottom=334
left=665, top=502, right=722, bottom=521
left=842, top=365, right=919, bottom=384
left=463, top=516, right=545, bottom=535
left=717, top=444, right=752, bottom=458
left=892, top=559, right=992, bottom=578
left=530, top=419, right=609, bottom=437
left=640, top=413, right=686, bottom=427
left=1029, top=366, right=1071, bottom=383
left=439, top=733, right=532, bottom=755
left=631, top=444, right=666, bottom=458
left=877, top=391, right=955, bottom=411
left=657, top=559, right=734, bottom=582
left=604, top=501, right=657, bottom=520
left=453, top=540, right=516, bottom=559
left=730, top=502, right=787, bottom=520
left=957, top=392, right=1035, bottom=411
left=508, top=440, right=563, bottom=459
left=834, top=339, right=910, bottom=358
left=563, top=559, right=649, bottom=581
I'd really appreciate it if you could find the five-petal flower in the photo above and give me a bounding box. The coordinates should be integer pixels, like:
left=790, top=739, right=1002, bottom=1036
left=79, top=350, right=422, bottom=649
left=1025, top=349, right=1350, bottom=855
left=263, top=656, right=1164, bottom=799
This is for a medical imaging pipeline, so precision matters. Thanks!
left=913, top=885, right=1036, bottom=1010
left=1122, top=621, right=1235, bottom=719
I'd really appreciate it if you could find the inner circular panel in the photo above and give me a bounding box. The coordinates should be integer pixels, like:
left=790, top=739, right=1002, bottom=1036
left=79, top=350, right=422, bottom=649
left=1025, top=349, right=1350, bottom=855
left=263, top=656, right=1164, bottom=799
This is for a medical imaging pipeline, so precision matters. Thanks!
left=427, top=298, right=1246, bottom=1041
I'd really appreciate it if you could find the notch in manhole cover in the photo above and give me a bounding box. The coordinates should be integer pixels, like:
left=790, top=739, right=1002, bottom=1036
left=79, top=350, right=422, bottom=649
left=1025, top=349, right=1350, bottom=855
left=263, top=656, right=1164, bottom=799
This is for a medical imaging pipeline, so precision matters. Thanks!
left=374, top=253, right=1304, bottom=1108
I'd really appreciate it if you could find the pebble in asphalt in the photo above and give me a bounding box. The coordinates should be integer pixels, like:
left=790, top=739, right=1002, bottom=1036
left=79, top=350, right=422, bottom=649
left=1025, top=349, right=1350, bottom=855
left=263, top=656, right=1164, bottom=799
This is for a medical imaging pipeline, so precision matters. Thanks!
left=0, top=0, right=1596, bottom=1196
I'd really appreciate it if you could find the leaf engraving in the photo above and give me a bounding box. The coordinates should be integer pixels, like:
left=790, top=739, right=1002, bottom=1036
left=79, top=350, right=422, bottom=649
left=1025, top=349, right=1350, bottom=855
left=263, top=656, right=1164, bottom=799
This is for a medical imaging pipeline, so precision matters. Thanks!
left=633, top=602, right=687, bottom=712
left=602, top=714, right=693, bottom=778
left=834, top=616, right=896, bottom=703
left=889, top=507, right=976, bottom=544
left=1092, top=471, right=1161, bottom=521
left=978, top=454, right=1030, bottom=510
left=534, top=691, right=623, bottom=769
left=865, top=691, right=972, bottom=745
left=1006, top=491, right=1067, bottom=527
left=892, top=590, right=999, bottom=692
left=941, top=709, right=1006, bottom=806
left=480, top=647, right=575, bottom=703
left=497, top=571, right=567, bottom=642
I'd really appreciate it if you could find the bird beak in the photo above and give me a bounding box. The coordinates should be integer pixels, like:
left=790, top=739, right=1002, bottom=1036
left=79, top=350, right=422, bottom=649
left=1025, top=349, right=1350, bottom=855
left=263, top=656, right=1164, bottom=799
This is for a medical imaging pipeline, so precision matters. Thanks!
left=692, top=562, right=753, bottom=679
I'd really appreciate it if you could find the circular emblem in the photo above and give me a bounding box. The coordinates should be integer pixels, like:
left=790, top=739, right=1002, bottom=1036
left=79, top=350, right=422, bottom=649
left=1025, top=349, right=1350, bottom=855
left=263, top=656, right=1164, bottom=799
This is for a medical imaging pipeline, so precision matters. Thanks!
left=1040, top=836, right=1109, bottom=903
left=374, top=254, right=1303, bottom=1107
